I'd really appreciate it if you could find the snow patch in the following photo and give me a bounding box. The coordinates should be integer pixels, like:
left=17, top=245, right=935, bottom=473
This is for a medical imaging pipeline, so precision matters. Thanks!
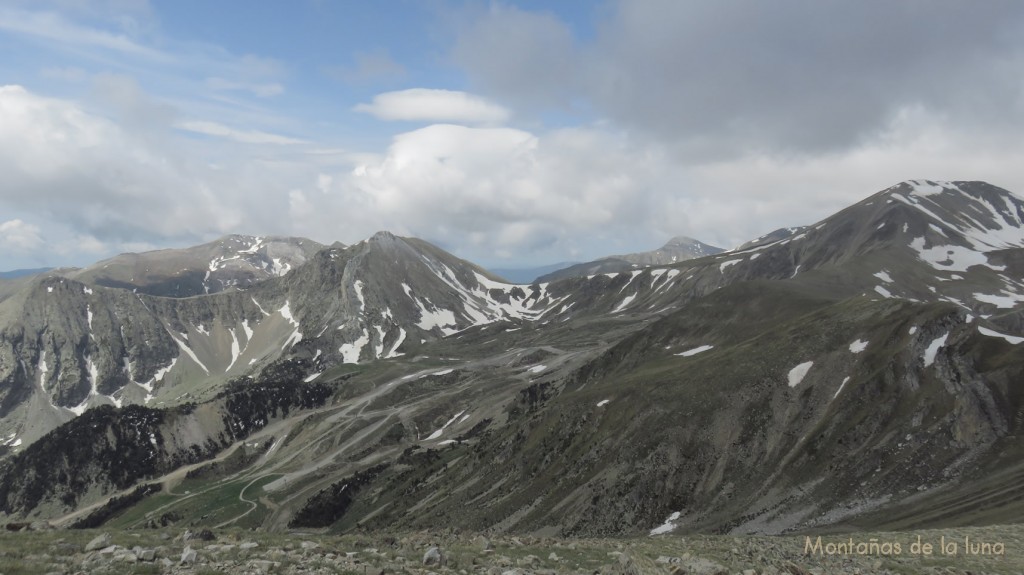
left=973, top=291, right=1024, bottom=309
left=385, top=328, right=407, bottom=358
left=168, top=332, right=209, bottom=374
left=279, top=301, right=303, bottom=350
left=676, top=345, right=713, bottom=357
left=339, top=329, right=370, bottom=363
left=907, top=179, right=947, bottom=196
left=425, top=410, right=466, bottom=441
left=251, top=297, right=270, bottom=316
left=849, top=339, right=868, bottom=354
left=719, top=259, right=740, bottom=273
left=416, top=304, right=459, bottom=335
left=834, top=376, right=851, bottom=399
left=271, top=257, right=291, bottom=276
left=612, top=293, right=637, bottom=313
left=873, top=270, right=894, bottom=283
left=527, top=364, right=547, bottom=374
left=923, top=333, right=948, bottom=367
left=352, top=280, right=366, bottom=314
left=909, top=236, right=1004, bottom=272
left=238, top=236, right=264, bottom=254
left=225, top=328, right=241, bottom=371
left=37, top=351, right=49, bottom=392
left=596, top=399, right=610, bottom=407
left=978, top=326, right=1024, bottom=345
left=650, top=511, right=681, bottom=536
left=788, top=361, right=813, bottom=387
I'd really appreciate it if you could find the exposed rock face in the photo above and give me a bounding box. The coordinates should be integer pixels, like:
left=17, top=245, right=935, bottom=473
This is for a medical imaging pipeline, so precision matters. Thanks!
left=70, top=235, right=325, bottom=297
left=0, top=232, right=562, bottom=449
left=0, top=380, right=333, bottom=519
left=4, top=181, right=1024, bottom=539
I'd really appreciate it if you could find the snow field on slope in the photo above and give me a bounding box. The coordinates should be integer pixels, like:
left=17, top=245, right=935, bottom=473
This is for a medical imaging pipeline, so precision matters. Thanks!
left=788, top=361, right=813, bottom=387
left=849, top=339, right=868, bottom=354
left=923, top=333, right=948, bottom=367
left=676, top=345, right=713, bottom=357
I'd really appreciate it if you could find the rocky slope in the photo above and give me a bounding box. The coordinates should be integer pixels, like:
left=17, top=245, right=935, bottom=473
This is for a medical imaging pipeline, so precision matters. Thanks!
left=0, top=231, right=567, bottom=449
left=1, top=524, right=1020, bottom=575
left=69, top=235, right=324, bottom=297
left=537, top=236, right=724, bottom=282
left=3, top=180, right=1024, bottom=541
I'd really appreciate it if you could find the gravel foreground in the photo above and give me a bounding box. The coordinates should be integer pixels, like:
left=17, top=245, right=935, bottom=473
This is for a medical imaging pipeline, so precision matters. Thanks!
left=0, top=524, right=1021, bottom=575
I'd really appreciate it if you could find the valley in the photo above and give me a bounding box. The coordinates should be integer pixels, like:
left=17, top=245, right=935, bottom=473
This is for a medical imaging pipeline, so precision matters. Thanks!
left=1, top=181, right=1024, bottom=571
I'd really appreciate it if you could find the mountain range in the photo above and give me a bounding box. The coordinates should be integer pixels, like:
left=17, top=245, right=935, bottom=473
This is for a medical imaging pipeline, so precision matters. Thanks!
left=2, top=180, right=1024, bottom=539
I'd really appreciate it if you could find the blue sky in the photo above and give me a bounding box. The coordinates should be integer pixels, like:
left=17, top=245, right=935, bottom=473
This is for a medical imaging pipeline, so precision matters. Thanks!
left=2, top=0, right=1024, bottom=270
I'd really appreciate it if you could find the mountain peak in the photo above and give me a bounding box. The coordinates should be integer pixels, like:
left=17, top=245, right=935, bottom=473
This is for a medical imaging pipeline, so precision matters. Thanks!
left=664, top=235, right=701, bottom=247
left=368, top=230, right=400, bottom=242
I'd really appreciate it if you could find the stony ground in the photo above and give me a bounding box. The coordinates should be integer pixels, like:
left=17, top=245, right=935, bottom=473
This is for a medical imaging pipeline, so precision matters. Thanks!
left=0, top=524, right=1022, bottom=575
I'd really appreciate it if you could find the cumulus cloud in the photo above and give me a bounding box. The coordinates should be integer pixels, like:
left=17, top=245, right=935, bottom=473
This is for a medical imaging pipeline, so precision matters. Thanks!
left=354, top=89, right=511, bottom=124
left=6, top=81, right=1024, bottom=271
left=0, top=219, right=44, bottom=252
left=5, top=1, right=1024, bottom=271
left=294, top=123, right=700, bottom=263
left=0, top=84, right=292, bottom=264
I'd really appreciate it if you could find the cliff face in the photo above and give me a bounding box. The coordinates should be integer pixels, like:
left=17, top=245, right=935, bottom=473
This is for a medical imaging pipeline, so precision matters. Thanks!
left=0, top=380, right=333, bottom=519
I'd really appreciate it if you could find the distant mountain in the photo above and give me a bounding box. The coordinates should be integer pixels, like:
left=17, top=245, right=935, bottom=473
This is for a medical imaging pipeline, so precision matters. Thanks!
left=0, top=231, right=564, bottom=449
left=733, top=227, right=806, bottom=251
left=7, top=181, right=1024, bottom=539
left=537, top=236, right=724, bottom=282
left=488, top=261, right=580, bottom=284
left=69, top=235, right=324, bottom=297
left=0, top=268, right=51, bottom=280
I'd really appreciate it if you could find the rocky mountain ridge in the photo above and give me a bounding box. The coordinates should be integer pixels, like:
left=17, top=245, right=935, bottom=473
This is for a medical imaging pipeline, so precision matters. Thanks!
left=537, top=236, right=725, bottom=282
left=3, top=180, right=1024, bottom=539
left=69, top=234, right=325, bottom=298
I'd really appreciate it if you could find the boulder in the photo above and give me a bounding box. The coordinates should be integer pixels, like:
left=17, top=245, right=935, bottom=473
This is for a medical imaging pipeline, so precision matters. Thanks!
left=423, top=546, right=444, bottom=566
left=180, top=545, right=197, bottom=566
left=84, top=533, right=111, bottom=552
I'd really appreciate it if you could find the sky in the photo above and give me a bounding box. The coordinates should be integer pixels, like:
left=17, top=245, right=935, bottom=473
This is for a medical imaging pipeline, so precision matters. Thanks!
left=2, top=0, right=1024, bottom=271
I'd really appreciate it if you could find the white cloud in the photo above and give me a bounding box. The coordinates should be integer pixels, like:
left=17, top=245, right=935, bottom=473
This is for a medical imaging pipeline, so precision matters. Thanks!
left=294, top=123, right=689, bottom=262
left=176, top=120, right=306, bottom=145
left=206, top=77, right=284, bottom=98
left=0, top=6, right=167, bottom=60
left=354, top=89, right=510, bottom=124
left=0, top=219, right=44, bottom=251
left=0, top=84, right=304, bottom=266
